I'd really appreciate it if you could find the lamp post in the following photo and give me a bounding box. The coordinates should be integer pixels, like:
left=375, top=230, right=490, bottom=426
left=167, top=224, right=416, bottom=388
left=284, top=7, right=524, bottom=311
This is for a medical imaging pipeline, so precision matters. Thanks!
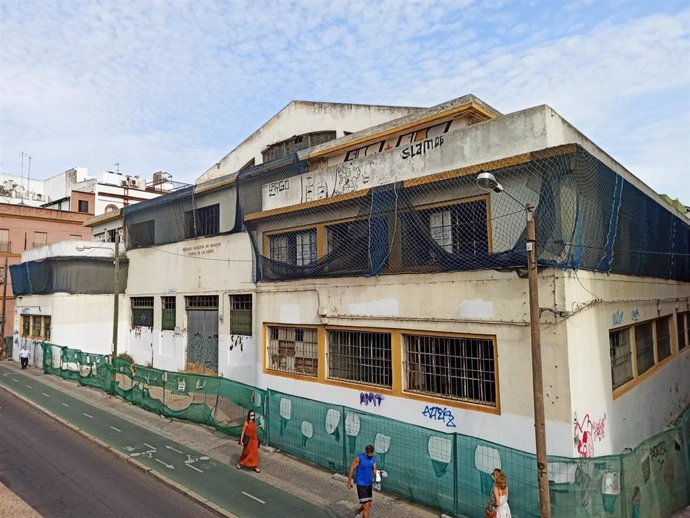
left=76, top=233, right=120, bottom=363
left=476, top=171, right=551, bottom=518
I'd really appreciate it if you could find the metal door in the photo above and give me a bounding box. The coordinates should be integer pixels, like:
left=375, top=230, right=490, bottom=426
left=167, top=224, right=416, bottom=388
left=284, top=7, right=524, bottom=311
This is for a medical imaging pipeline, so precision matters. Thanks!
left=186, top=306, right=218, bottom=373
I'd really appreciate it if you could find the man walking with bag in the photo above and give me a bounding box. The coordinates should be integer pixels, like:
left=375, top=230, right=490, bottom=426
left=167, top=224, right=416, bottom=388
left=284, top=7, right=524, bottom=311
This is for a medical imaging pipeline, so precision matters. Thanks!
left=347, top=444, right=378, bottom=518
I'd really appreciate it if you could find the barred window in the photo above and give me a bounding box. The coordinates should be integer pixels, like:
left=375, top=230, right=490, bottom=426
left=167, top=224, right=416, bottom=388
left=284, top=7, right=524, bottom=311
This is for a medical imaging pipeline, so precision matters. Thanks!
left=31, top=315, right=42, bottom=337
left=677, top=312, right=688, bottom=351
left=43, top=316, right=51, bottom=341
left=21, top=315, right=30, bottom=337
left=328, top=330, right=392, bottom=388
left=161, top=296, right=176, bottom=331
left=610, top=328, right=633, bottom=389
left=401, top=199, right=488, bottom=267
left=267, top=326, right=318, bottom=377
left=230, top=294, right=252, bottom=336
left=185, top=295, right=218, bottom=309
left=635, top=322, right=654, bottom=375
left=33, top=231, right=47, bottom=248
left=656, top=317, right=672, bottom=362
left=268, top=229, right=317, bottom=266
left=186, top=204, right=220, bottom=238
left=405, top=334, right=496, bottom=406
left=131, top=297, right=154, bottom=327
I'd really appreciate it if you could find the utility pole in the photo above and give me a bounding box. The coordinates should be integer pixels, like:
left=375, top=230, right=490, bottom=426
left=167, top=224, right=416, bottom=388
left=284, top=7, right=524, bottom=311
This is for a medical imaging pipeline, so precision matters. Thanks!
left=112, top=230, right=120, bottom=359
left=526, top=203, right=551, bottom=518
left=1, top=256, right=8, bottom=349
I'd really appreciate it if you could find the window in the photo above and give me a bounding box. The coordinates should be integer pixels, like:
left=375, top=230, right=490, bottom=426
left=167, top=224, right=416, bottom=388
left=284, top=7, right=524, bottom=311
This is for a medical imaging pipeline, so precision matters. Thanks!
left=70, top=234, right=82, bottom=240
left=161, top=297, right=176, bottom=331
left=105, top=204, right=118, bottom=213
left=185, top=295, right=218, bottom=309
left=78, top=200, right=89, bottom=213
left=229, top=295, right=252, bottom=336
left=106, top=229, right=119, bottom=243
left=328, top=330, right=392, bottom=388
left=19, top=315, right=50, bottom=339
left=678, top=312, right=688, bottom=351
left=186, top=204, right=220, bottom=238
left=0, top=228, right=9, bottom=252
left=33, top=231, right=47, bottom=248
left=262, top=131, right=336, bottom=162
left=129, top=220, right=155, bottom=248
left=268, top=229, right=317, bottom=266
left=326, top=220, right=368, bottom=254
left=131, top=297, right=154, bottom=327
left=402, top=199, right=488, bottom=267
left=635, top=322, right=654, bottom=375
left=405, top=334, right=496, bottom=406
left=267, top=326, right=318, bottom=377
left=609, top=329, right=633, bottom=389
left=656, top=317, right=672, bottom=362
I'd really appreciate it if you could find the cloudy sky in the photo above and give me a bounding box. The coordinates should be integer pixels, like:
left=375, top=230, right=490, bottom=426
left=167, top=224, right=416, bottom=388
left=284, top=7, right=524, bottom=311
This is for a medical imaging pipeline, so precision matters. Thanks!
left=1, top=0, right=688, bottom=201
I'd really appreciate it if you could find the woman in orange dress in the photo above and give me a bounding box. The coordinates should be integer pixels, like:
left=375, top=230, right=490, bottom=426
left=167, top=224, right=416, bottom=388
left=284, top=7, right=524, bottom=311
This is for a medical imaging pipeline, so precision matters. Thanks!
left=237, top=410, right=261, bottom=472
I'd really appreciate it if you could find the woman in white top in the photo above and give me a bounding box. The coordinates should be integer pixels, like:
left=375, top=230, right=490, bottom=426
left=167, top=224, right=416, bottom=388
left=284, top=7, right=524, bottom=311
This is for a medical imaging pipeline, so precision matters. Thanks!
left=491, top=468, right=511, bottom=518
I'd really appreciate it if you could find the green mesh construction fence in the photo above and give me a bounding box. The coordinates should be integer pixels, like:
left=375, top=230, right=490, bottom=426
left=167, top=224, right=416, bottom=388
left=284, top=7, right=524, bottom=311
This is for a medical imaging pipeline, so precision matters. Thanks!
left=41, top=344, right=690, bottom=518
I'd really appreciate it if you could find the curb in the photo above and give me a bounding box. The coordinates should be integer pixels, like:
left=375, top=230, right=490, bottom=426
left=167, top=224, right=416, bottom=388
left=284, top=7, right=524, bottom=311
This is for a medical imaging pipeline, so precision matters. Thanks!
left=0, top=378, right=237, bottom=518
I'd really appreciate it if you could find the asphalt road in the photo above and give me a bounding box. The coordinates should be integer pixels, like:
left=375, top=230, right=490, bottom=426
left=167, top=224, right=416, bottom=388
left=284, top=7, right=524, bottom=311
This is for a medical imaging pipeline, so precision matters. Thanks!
left=0, top=387, right=220, bottom=518
left=0, top=365, right=331, bottom=518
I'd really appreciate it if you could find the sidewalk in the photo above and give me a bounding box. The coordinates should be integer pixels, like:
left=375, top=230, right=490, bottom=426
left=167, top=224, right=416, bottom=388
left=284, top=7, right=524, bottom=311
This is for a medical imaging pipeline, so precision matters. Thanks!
left=1, top=360, right=438, bottom=518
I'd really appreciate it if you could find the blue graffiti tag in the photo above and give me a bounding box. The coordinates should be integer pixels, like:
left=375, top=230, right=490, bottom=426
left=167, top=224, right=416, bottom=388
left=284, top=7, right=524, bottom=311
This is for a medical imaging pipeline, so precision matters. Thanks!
left=422, top=405, right=457, bottom=428
left=631, top=309, right=640, bottom=322
left=360, top=392, right=384, bottom=407
left=612, top=310, right=624, bottom=326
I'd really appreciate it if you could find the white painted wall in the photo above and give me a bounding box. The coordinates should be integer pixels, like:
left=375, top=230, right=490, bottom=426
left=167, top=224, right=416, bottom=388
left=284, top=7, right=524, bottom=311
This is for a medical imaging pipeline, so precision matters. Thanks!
left=197, top=101, right=423, bottom=184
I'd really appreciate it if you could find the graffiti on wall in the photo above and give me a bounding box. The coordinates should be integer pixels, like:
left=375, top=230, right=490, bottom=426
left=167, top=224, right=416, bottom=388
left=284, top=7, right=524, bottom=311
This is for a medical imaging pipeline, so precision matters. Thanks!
left=631, top=309, right=640, bottom=321
left=422, top=405, right=457, bottom=428
left=360, top=392, right=384, bottom=407
left=574, top=412, right=607, bottom=458
left=612, top=310, right=624, bottom=326
left=228, top=334, right=249, bottom=352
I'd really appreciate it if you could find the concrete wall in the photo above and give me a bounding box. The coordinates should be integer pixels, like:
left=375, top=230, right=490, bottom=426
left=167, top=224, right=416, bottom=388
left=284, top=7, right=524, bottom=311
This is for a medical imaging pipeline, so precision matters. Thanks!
left=197, top=102, right=422, bottom=184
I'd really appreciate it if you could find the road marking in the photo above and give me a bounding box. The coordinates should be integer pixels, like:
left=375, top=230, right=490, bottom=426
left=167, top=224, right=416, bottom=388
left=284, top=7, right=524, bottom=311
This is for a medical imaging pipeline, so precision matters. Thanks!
left=166, top=445, right=184, bottom=454
left=155, top=459, right=175, bottom=469
left=25, top=384, right=32, bottom=388
left=241, top=491, right=266, bottom=504
left=41, top=392, right=50, bottom=397
left=12, top=378, right=19, bottom=382
left=82, top=413, right=93, bottom=419
left=110, top=426, right=122, bottom=432
left=61, top=403, right=70, bottom=407
left=144, top=442, right=156, bottom=450
left=185, top=463, right=204, bottom=473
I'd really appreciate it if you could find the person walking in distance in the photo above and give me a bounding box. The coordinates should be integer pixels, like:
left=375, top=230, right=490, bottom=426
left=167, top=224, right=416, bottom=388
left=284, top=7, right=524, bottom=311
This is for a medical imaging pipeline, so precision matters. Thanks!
left=347, top=444, right=377, bottom=518
left=490, top=468, right=511, bottom=518
left=19, top=345, right=30, bottom=369
left=236, top=410, right=261, bottom=473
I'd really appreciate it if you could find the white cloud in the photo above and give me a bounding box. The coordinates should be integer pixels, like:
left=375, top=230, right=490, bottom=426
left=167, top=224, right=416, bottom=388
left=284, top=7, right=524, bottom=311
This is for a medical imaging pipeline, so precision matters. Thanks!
left=0, top=0, right=688, bottom=202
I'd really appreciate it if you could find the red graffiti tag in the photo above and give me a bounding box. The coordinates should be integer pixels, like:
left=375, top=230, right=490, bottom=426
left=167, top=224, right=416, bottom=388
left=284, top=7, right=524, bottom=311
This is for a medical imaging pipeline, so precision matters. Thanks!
left=574, top=413, right=607, bottom=458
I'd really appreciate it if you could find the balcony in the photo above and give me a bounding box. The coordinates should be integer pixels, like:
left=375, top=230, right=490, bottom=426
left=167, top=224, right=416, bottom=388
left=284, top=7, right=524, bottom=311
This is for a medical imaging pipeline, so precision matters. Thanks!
left=0, top=241, right=10, bottom=253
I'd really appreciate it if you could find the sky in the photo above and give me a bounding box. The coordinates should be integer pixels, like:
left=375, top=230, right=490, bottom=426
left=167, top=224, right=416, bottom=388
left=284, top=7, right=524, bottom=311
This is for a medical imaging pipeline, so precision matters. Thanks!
left=1, top=0, right=689, bottom=202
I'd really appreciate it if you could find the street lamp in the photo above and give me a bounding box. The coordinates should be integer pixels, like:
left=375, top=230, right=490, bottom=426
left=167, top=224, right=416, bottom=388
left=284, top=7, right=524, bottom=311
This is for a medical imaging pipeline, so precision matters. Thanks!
left=476, top=171, right=551, bottom=518
left=76, top=231, right=121, bottom=361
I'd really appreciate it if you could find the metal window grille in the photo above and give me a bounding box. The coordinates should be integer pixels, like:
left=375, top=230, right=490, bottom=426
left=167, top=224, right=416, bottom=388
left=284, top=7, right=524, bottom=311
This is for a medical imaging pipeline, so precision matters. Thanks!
left=656, top=317, right=672, bottom=361
left=267, top=326, right=318, bottom=377
left=186, top=204, right=220, bottom=238
left=0, top=228, right=11, bottom=252
left=21, top=316, right=30, bottom=337
left=635, top=322, right=654, bottom=375
left=43, top=316, right=51, bottom=341
left=185, top=295, right=218, bottom=309
left=678, top=312, right=688, bottom=351
left=161, top=296, right=176, bottom=331
left=610, top=328, right=633, bottom=389
left=295, top=230, right=316, bottom=266
left=70, top=234, right=82, bottom=240
left=31, top=315, right=42, bottom=337
left=269, top=230, right=316, bottom=266
left=131, top=296, right=154, bottom=327
left=404, top=334, right=496, bottom=405
left=230, top=294, right=252, bottom=336
left=327, top=330, right=392, bottom=388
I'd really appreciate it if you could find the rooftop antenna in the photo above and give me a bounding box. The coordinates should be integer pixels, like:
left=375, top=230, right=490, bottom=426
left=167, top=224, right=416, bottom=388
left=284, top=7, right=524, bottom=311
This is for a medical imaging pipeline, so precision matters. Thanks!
left=27, top=155, right=32, bottom=200
left=114, top=162, right=120, bottom=174
left=19, top=151, right=25, bottom=205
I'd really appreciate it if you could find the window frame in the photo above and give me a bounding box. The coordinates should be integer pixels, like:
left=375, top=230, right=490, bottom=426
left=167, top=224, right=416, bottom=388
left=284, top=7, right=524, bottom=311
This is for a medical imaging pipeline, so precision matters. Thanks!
left=265, top=227, right=318, bottom=266
left=78, top=200, right=89, bottom=213
left=229, top=294, right=253, bottom=336
left=403, top=332, right=497, bottom=407
left=161, top=296, right=176, bottom=331
left=266, top=324, right=318, bottom=378
left=131, top=296, right=154, bottom=328
left=327, top=328, right=392, bottom=389
left=185, top=204, right=220, bottom=238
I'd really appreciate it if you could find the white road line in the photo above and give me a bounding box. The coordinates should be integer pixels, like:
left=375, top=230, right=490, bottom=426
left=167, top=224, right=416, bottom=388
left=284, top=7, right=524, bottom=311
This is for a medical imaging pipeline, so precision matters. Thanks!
left=241, top=492, right=266, bottom=504
left=25, top=384, right=32, bottom=388
left=155, top=459, right=174, bottom=469
left=110, top=426, right=122, bottom=432
left=41, top=392, right=50, bottom=397
left=12, top=378, right=19, bottom=382
left=61, top=403, right=70, bottom=407
left=185, top=464, right=204, bottom=473
left=166, top=445, right=184, bottom=454
left=144, top=442, right=156, bottom=450
left=82, top=413, right=93, bottom=419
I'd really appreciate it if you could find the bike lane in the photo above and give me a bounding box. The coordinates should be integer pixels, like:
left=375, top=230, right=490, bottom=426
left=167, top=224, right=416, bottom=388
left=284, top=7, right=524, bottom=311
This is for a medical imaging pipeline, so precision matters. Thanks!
left=0, top=365, right=330, bottom=518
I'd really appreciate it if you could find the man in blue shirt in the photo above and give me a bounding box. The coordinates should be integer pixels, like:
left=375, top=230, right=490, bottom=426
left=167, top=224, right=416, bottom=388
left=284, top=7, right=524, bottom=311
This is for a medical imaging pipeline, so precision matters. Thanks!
left=347, top=444, right=378, bottom=518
